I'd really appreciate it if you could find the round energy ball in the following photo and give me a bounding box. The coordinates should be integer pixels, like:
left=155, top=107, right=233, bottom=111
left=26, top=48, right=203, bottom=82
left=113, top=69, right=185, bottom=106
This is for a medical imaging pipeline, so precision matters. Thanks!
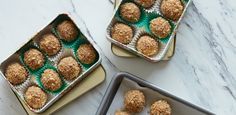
left=39, top=34, right=61, bottom=56
left=160, top=0, right=184, bottom=21
left=77, top=44, right=96, bottom=64
left=124, top=90, right=145, bottom=113
left=120, top=2, right=141, bottom=23
left=150, top=17, right=171, bottom=38
left=111, top=23, right=133, bottom=44
left=115, top=110, right=131, bottom=115
left=5, top=63, right=28, bottom=85
left=25, top=86, right=47, bottom=109
left=41, top=69, right=62, bottom=91
left=150, top=100, right=171, bottom=115
left=24, top=49, right=45, bottom=70
left=57, top=20, right=79, bottom=42
left=57, top=56, right=81, bottom=80
left=136, top=35, right=158, bottom=56
left=135, top=0, right=156, bottom=8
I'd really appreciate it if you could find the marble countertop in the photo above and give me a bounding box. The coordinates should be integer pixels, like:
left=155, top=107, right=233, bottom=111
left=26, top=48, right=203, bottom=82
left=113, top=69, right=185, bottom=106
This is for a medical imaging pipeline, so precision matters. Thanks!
left=0, top=0, right=236, bottom=114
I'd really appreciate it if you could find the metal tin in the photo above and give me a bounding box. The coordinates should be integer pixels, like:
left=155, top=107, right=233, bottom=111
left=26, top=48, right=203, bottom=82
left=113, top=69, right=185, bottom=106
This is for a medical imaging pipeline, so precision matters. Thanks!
left=96, top=72, right=215, bottom=115
left=106, top=0, right=191, bottom=62
left=0, top=14, right=102, bottom=113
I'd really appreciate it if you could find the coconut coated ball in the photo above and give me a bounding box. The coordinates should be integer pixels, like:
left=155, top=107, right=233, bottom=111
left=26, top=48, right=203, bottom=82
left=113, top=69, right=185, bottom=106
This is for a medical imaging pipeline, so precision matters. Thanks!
left=111, top=23, right=133, bottom=44
left=120, top=3, right=141, bottom=23
left=150, top=17, right=171, bottom=38
left=57, top=20, right=79, bottom=42
left=39, top=34, right=61, bottom=56
left=77, top=44, right=96, bottom=64
left=136, top=35, right=158, bottom=56
left=5, top=63, right=28, bottom=85
left=160, top=0, right=184, bottom=21
left=41, top=69, right=62, bottom=91
left=57, top=56, right=81, bottom=80
left=150, top=100, right=171, bottom=115
left=124, top=90, right=145, bottom=113
left=24, top=49, right=45, bottom=70
left=24, top=86, right=47, bottom=109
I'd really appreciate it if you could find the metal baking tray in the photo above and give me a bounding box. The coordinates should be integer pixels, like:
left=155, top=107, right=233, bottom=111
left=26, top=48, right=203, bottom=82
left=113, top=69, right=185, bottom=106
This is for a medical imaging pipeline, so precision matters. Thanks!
left=0, top=14, right=102, bottom=113
left=96, top=72, right=214, bottom=115
left=106, top=0, right=191, bottom=62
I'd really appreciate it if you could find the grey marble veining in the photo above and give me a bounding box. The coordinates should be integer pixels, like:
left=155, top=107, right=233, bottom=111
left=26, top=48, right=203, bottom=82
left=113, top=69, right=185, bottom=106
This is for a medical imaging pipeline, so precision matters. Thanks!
left=0, top=0, right=235, bottom=115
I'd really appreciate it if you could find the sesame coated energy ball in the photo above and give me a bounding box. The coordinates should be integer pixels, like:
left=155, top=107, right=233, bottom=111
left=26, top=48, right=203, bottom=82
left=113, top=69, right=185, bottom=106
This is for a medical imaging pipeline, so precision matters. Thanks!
left=24, top=86, right=47, bottom=109
left=150, top=100, right=171, bottom=115
left=57, top=56, right=81, bottom=81
left=41, top=69, right=62, bottom=91
left=39, top=34, right=61, bottom=56
left=77, top=44, right=96, bottom=64
left=124, top=90, right=145, bottom=113
left=136, top=35, right=158, bottom=57
left=160, top=0, right=184, bottom=21
left=150, top=17, right=171, bottom=38
left=24, top=49, right=45, bottom=70
left=5, top=63, right=28, bottom=85
left=135, top=0, right=156, bottom=8
left=120, top=2, right=141, bottom=23
left=57, top=20, right=79, bottom=42
left=115, top=110, right=131, bottom=115
left=111, top=23, right=133, bottom=44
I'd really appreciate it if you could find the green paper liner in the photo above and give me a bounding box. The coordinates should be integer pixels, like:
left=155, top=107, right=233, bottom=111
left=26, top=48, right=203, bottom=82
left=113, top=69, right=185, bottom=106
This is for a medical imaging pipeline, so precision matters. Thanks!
left=34, top=66, right=68, bottom=95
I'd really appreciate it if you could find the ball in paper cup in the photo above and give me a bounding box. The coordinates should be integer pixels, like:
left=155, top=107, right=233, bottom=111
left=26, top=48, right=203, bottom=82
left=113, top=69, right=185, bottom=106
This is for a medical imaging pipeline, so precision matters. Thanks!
left=39, top=33, right=61, bottom=56
left=111, top=23, right=133, bottom=44
left=24, top=48, right=45, bottom=70
left=160, top=0, right=184, bottom=21
left=5, top=63, right=28, bottom=85
left=136, top=35, right=158, bottom=57
left=77, top=44, right=96, bottom=64
left=24, top=86, right=47, bottom=109
left=120, top=2, right=141, bottom=23
left=57, top=20, right=79, bottom=42
left=41, top=69, right=62, bottom=91
left=57, top=56, right=81, bottom=81
left=150, top=17, right=171, bottom=38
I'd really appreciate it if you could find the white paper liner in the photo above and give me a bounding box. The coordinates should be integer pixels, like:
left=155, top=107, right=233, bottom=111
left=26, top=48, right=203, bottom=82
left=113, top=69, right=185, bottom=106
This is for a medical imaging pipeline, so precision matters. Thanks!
left=107, top=78, right=207, bottom=115
left=53, top=48, right=84, bottom=84
left=33, top=25, right=64, bottom=61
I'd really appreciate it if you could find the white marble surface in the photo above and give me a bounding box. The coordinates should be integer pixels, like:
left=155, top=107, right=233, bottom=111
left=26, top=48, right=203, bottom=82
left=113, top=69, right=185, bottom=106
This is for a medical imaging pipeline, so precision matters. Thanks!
left=0, top=0, right=235, bottom=115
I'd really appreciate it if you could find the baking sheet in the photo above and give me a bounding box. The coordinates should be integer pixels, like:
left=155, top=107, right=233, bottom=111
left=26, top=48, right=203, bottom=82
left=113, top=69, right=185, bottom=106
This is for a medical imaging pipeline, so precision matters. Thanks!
left=107, top=77, right=211, bottom=115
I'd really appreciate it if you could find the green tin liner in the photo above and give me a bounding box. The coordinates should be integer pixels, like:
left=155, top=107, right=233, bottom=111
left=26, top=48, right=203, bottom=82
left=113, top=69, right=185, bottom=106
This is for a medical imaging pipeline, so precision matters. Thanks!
left=34, top=66, right=68, bottom=95
left=147, top=12, right=176, bottom=44
left=116, top=0, right=147, bottom=27
left=51, top=15, right=80, bottom=47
